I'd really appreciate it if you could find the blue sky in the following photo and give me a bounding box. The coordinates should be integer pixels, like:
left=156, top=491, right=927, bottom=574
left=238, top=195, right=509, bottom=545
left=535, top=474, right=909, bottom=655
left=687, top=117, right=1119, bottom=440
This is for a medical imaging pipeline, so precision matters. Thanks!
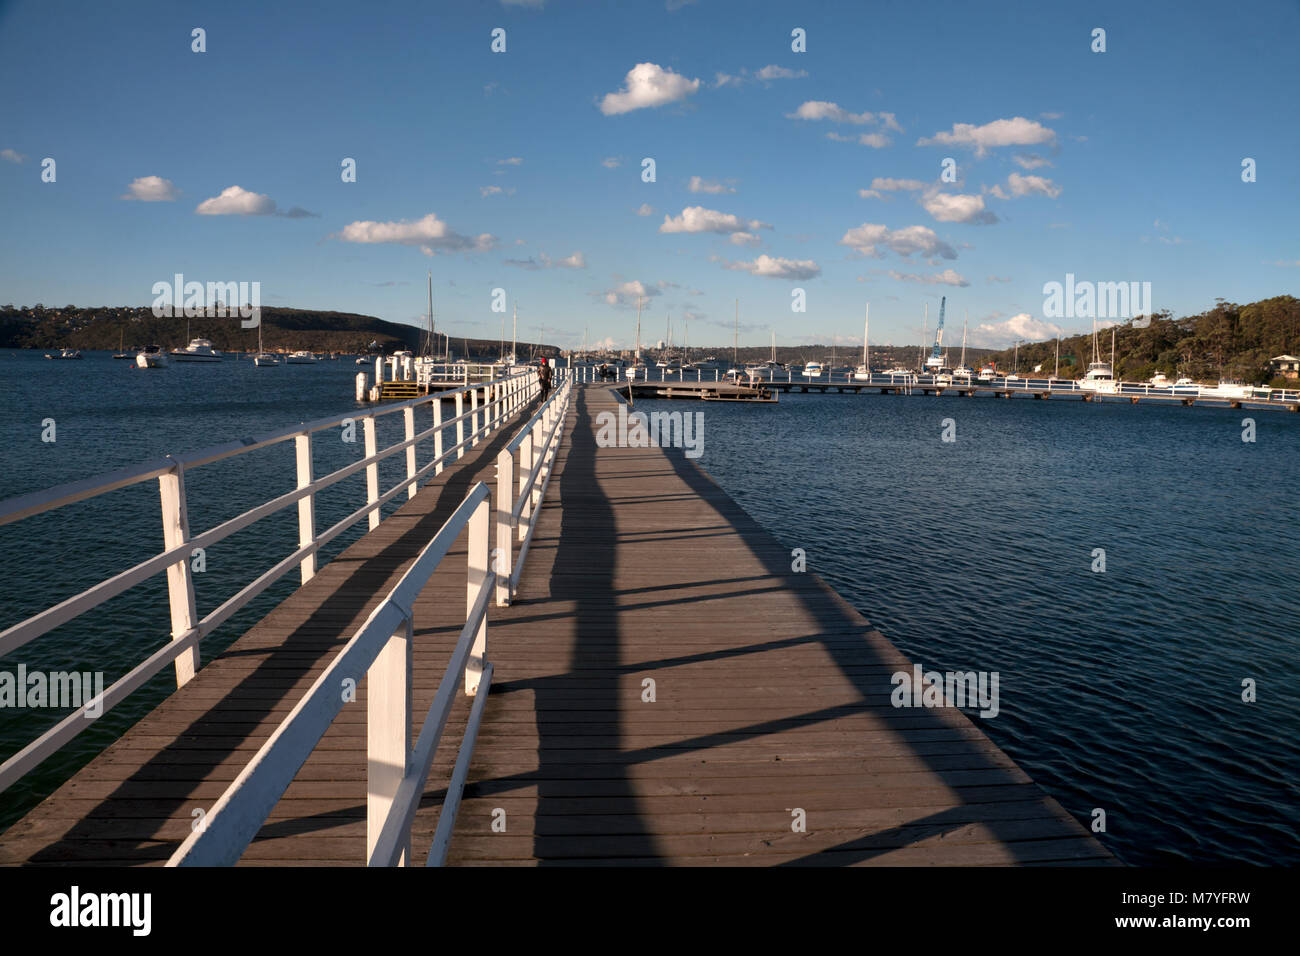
left=1, top=0, right=1296, bottom=350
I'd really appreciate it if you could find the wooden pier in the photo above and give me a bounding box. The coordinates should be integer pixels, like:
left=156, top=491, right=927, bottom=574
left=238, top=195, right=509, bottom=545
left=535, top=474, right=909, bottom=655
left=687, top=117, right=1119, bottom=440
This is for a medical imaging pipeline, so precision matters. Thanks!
left=1, top=382, right=1110, bottom=866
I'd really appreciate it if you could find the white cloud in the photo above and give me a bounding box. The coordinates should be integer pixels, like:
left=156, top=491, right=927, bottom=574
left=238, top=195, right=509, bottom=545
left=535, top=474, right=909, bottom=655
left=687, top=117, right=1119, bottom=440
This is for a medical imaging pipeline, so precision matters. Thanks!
left=335, top=212, right=495, bottom=255
left=921, top=190, right=997, bottom=224
left=659, top=205, right=771, bottom=235
left=787, top=100, right=876, bottom=124
left=1040, top=111, right=1064, bottom=120
left=595, top=279, right=663, bottom=306
left=839, top=223, right=957, bottom=260
left=600, top=62, right=700, bottom=115
left=121, top=175, right=179, bottom=202
left=480, top=185, right=516, bottom=197
left=636, top=203, right=655, bottom=216
left=888, top=268, right=970, bottom=287
left=989, top=172, right=1062, bottom=199
left=496, top=156, right=523, bottom=166
left=1, top=148, right=26, bottom=164
left=755, top=64, right=807, bottom=81
left=871, top=177, right=927, bottom=192
left=917, top=116, right=1056, bottom=157
left=1013, top=153, right=1052, bottom=170
left=722, top=254, right=821, bottom=280
left=688, top=175, right=735, bottom=194
left=987, top=275, right=1013, bottom=283
left=195, top=185, right=275, bottom=215
left=601, top=156, right=623, bottom=168
left=971, top=312, right=1064, bottom=348
left=858, top=190, right=883, bottom=200
left=729, top=232, right=761, bottom=246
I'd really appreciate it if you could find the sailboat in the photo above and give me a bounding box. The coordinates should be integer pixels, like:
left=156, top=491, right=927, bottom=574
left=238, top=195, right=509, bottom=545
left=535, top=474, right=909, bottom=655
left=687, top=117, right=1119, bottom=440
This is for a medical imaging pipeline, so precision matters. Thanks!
left=253, top=317, right=278, bottom=366
left=854, top=305, right=872, bottom=380
left=725, top=299, right=742, bottom=379
left=953, top=311, right=973, bottom=379
left=112, top=328, right=133, bottom=360
left=1080, top=319, right=1117, bottom=392
left=625, top=295, right=643, bottom=380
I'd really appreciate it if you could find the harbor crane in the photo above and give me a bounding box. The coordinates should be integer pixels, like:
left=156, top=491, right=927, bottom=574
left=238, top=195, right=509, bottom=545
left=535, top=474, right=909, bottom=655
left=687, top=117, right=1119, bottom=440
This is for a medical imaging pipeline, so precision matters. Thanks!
left=924, top=296, right=948, bottom=371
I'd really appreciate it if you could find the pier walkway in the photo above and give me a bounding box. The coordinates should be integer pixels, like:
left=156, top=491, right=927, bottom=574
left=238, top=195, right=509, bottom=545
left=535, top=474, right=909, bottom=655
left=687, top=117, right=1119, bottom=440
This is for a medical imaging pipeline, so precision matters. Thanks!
left=1, top=382, right=1110, bottom=866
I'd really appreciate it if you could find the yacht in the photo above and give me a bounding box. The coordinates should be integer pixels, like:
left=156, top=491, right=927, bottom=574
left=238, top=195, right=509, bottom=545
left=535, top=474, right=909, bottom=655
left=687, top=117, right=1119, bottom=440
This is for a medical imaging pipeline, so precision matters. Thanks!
left=953, top=366, right=974, bottom=380
left=44, top=348, right=82, bottom=360
left=977, top=364, right=997, bottom=381
left=1203, top=380, right=1252, bottom=400
left=1148, top=372, right=1171, bottom=389
left=1172, top=377, right=1200, bottom=395
left=285, top=350, right=318, bottom=365
left=933, top=368, right=954, bottom=386
left=136, top=345, right=167, bottom=368
left=171, top=338, right=222, bottom=362
left=885, top=364, right=914, bottom=379
left=803, top=361, right=824, bottom=378
left=253, top=321, right=279, bottom=366
left=1079, top=361, right=1117, bottom=392
left=853, top=365, right=872, bottom=381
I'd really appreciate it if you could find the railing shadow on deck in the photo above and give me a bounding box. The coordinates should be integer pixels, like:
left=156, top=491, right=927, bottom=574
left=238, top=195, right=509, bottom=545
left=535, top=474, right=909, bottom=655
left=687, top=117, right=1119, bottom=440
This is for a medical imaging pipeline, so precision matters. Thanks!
left=18, top=403, right=539, bottom=865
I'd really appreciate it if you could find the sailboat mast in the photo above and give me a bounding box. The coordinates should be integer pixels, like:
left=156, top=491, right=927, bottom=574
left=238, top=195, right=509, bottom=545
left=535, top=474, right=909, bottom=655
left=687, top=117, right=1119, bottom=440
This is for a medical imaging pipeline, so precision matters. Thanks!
left=635, top=294, right=642, bottom=363
left=733, top=299, right=738, bottom=367
left=1055, top=334, right=1060, bottom=378
left=427, top=270, right=434, bottom=359
left=511, top=302, right=517, bottom=365
left=960, top=310, right=967, bottom=368
left=919, top=304, right=927, bottom=370
left=862, top=304, right=869, bottom=368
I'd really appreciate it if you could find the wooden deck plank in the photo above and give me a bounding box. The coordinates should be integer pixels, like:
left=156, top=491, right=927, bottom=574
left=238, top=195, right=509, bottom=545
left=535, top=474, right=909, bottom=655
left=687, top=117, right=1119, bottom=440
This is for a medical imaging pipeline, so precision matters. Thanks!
left=0, top=382, right=1111, bottom=866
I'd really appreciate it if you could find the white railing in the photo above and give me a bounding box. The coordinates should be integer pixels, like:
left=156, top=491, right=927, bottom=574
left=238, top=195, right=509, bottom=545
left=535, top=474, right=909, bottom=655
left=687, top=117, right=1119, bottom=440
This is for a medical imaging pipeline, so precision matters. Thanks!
left=494, top=375, right=572, bottom=605
left=169, top=480, right=494, bottom=868
left=169, top=370, right=572, bottom=866
left=0, top=368, right=539, bottom=795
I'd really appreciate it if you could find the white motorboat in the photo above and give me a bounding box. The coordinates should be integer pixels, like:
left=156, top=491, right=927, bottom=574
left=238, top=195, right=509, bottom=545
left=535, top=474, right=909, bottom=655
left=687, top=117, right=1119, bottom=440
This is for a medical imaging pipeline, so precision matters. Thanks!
left=853, top=365, right=872, bottom=381
left=285, top=350, right=318, bottom=364
left=44, top=348, right=82, bottom=360
left=136, top=345, right=167, bottom=368
left=1203, top=380, right=1252, bottom=400
left=977, top=364, right=997, bottom=381
left=953, top=366, right=974, bottom=380
left=885, top=365, right=914, bottom=380
left=1172, top=377, right=1200, bottom=395
left=1079, top=361, right=1117, bottom=392
left=803, top=361, right=824, bottom=378
left=171, top=338, right=222, bottom=362
left=1148, top=372, right=1171, bottom=388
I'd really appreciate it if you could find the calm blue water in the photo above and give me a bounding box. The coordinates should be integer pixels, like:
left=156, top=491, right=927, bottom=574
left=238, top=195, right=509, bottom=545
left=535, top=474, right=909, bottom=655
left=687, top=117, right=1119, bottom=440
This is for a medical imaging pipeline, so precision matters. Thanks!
left=3, top=354, right=1297, bottom=866
left=0, top=349, right=440, bottom=829
left=638, top=389, right=1300, bottom=866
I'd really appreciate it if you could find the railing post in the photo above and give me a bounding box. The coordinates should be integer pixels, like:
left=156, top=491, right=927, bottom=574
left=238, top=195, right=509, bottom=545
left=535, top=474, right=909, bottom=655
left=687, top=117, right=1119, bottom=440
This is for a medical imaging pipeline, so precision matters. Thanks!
left=367, top=617, right=412, bottom=866
left=363, top=415, right=380, bottom=530
left=470, top=387, right=480, bottom=448
left=518, top=431, right=533, bottom=540
left=294, top=432, right=317, bottom=583
left=495, top=448, right=514, bottom=606
left=403, top=406, right=417, bottom=500
left=433, top=399, right=444, bottom=476
left=466, top=498, right=489, bottom=696
left=529, top=418, right=545, bottom=514
left=455, top=391, right=465, bottom=460
left=158, top=460, right=200, bottom=687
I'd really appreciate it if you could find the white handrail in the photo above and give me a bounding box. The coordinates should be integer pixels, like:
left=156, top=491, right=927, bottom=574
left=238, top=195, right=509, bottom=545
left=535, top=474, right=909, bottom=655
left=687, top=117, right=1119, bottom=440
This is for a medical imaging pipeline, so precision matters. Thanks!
left=494, top=376, right=572, bottom=605
left=0, top=369, right=538, bottom=796
left=168, top=481, right=495, bottom=867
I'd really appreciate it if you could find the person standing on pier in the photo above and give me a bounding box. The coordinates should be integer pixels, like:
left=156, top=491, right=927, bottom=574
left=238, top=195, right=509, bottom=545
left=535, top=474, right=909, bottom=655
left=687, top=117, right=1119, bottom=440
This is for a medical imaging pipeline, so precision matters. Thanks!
left=538, top=358, right=552, bottom=401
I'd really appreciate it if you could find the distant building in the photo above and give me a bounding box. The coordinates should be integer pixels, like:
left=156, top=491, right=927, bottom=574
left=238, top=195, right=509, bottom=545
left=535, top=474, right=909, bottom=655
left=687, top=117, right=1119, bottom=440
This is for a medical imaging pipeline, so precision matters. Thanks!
left=1270, top=354, right=1300, bottom=379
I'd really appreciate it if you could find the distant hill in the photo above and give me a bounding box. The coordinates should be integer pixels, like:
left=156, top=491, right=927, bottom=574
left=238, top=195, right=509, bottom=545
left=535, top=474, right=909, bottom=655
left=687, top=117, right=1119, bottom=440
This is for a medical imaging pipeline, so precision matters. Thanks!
left=984, top=295, right=1300, bottom=385
left=0, top=304, right=560, bottom=360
